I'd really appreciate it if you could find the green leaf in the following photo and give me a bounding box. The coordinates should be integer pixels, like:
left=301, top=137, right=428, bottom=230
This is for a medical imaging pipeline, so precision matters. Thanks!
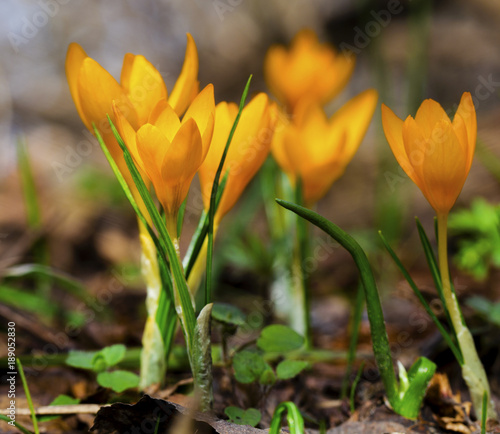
left=233, top=350, right=266, bottom=384
left=257, top=325, right=304, bottom=353
left=66, top=350, right=99, bottom=370
left=276, top=360, right=309, bottom=380
left=379, top=230, right=463, bottom=365
left=225, top=406, right=261, bottom=427
left=101, top=344, right=126, bottom=367
left=91, top=354, right=108, bottom=373
left=205, top=75, right=252, bottom=305
left=269, top=401, right=304, bottom=434
left=97, top=370, right=140, bottom=393
left=212, top=303, right=246, bottom=326
left=17, top=358, right=40, bottom=434
left=275, top=199, right=437, bottom=420
left=259, top=363, right=276, bottom=385
left=38, top=394, right=80, bottom=422
left=192, top=303, right=214, bottom=411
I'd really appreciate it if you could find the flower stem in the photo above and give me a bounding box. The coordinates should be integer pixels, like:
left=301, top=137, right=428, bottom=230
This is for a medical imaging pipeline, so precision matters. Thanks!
left=138, top=220, right=165, bottom=389
left=437, top=213, right=496, bottom=420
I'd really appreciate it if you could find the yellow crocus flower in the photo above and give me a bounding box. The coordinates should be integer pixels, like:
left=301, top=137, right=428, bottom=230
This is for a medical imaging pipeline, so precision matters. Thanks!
left=114, top=85, right=215, bottom=233
left=198, top=93, right=278, bottom=222
left=264, top=29, right=355, bottom=113
left=272, top=89, right=378, bottom=205
left=382, top=92, right=476, bottom=215
left=65, top=34, right=199, bottom=179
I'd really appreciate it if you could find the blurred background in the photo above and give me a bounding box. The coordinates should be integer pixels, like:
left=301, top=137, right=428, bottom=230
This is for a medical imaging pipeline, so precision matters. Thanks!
left=1, top=0, right=500, bottom=340
left=1, top=1, right=500, bottom=424
left=1, top=0, right=500, bottom=220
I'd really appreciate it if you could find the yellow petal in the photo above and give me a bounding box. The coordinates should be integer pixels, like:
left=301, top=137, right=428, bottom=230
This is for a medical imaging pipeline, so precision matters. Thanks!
left=414, top=98, right=450, bottom=139
left=161, top=118, right=203, bottom=214
left=65, top=43, right=89, bottom=128
left=420, top=121, right=468, bottom=214
left=120, top=54, right=167, bottom=124
left=454, top=92, right=476, bottom=169
left=183, top=84, right=215, bottom=157
left=136, top=124, right=169, bottom=199
left=330, top=89, right=378, bottom=163
left=77, top=57, right=138, bottom=135
left=113, top=102, right=144, bottom=174
left=382, top=104, right=418, bottom=182
left=270, top=112, right=294, bottom=176
left=148, top=100, right=181, bottom=142
left=219, top=94, right=276, bottom=217
left=168, top=33, right=200, bottom=116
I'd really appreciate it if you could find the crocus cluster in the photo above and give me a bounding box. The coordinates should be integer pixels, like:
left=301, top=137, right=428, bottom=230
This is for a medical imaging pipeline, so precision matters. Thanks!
left=264, top=29, right=378, bottom=205
left=66, top=34, right=276, bottom=235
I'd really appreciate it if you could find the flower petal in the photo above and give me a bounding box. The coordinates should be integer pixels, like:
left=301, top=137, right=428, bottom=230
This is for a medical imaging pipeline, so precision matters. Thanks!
left=454, top=92, right=476, bottom=169
left=148, top=100, right=181, bottom=142
left=65, top=43, right=89, bottom=128
left=420, top=121, right=468, bottom=214
left=382, top=104, right=417, bottom=182
left=77, top=57, right=138, bottom=134
left=168, top=33, right=199, bottom=116
left=330, top=89, right=378, bottom=163
left=120, top=54, right=167, bottom=124
left=160, top=118, right=203, bottom=214
left=136, top=124, right=169, bottom=199
left=414, top=98, right=451, bottom=139
left=183, top=84, right=215, bottom=158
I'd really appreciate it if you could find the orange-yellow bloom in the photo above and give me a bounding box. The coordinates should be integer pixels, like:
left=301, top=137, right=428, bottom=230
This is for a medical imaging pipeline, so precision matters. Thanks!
left=264, top=29, right=355, bottom=112
left=382, top=92, right=476, bottom=215
left=65, top=34, right=199, bottom=178
left=198, top=93, right=278, bottom=221
left=272, top=89, right=378, bottom=205
left=114, top=85, right=215, bottom=228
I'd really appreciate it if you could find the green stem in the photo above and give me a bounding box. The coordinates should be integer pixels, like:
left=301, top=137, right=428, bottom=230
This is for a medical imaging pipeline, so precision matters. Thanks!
left=437, top=213, right=496, bottom=420
left=294, top=179, right=311, bottom=348
left=138, top=221, right=166, bottom=389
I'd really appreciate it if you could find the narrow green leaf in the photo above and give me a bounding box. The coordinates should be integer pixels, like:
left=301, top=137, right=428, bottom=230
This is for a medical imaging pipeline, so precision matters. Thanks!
left=349, top=361, right=365, bottom=414
left=0, top=415, right=33, bottom=434
left=97, top=370, right=140, bottom=393
left=177, top=198, right=187, bottom=238
left=183, top=171, right=229, bottom=278
left=275, top=199, right=398, bottom=404
left=341, top=282, right=364, bottom=399
left=415, top=218, right=460, bottom=346
left=95, top=123, right=196, bottom=349
left=4, top=264, right=88, bottom=303
left=269, top=401, right=304, bottom=434
left=205, top=75, right=253, bottom=305
left=257, top=325, right=304, bottom=353
left=482, top=391, right=488, bottom=434
left=379, top=231, right=463, bottom=365
left=17, top=358, right=39, bottom=434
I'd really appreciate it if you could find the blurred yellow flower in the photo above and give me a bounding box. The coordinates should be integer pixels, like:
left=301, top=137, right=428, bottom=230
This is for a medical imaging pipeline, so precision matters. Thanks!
left=264, top=29, right=355, bottom=112
left=272, top=89, right=378, bottom=205
left=198, top=93, right=278, bottom=221
left=382, top=92, right=476, bottom=215
left=65, top=34, right=199, bottom=178
left=114, top=85, right=215, bottom=232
